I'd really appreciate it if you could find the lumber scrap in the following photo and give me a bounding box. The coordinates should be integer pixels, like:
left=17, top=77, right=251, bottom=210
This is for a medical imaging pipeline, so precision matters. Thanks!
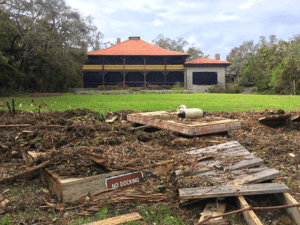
left=199, top=202, right=228, bottom=224
left=228, top=168, right=280, bottom=185
left=176, top=158, right=264, bottom=177
left=0, top=124, right=31, bottom=128
left=275, top=193, right=300, bottom=225
left=179, top=183, right=289, bottom=200
left=105, top=116, right=118, bottom=123
left=186, top=141, right=250, bottom=157
left=258, top=113, right=291, bottom=121
left=258, top=113, right=291, bottom=125
left=84, top=212, right=143, bottom=225
left=236, top=196, right=263, bottom=225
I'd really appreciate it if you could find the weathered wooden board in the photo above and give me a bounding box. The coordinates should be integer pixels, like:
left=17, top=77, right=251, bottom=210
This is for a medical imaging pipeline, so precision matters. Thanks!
left=199, top=202, right=228, bottom=224
left=127, top=111, right=241, bottom=136
left=179, top=183, right=289, bottom=200
left=176, top=141, right=263, bottom=177
left=228, top=168, right=280, bottom=185
left=41, top=168, right=127, bottom=202
left=236, top=196, right=263, bottom=225
left=85, top=212, right=143, bottom=225
left=258, top=114, right=291, bottom=121
left=275, top=193, right=300, bottom=225
left=27, top=151, right=170, bottom=202
left=186, top=141, right=249, bottom=156
left=176, top=158, right=264, bottom=177
left=27, top=151, right=128, bottom=202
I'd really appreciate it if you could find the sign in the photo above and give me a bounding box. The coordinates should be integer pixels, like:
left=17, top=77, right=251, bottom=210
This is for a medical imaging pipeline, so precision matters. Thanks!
left=105, top=171, right=143, bottom=189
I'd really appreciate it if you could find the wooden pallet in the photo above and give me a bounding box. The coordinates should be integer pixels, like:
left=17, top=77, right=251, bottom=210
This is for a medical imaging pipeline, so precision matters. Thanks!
left=177, top=141, right=300, bottom=225
left=127, top=111, right=241, bottom=136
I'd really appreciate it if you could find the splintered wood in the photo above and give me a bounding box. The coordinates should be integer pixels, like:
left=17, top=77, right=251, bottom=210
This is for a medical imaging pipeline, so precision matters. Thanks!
left=84, top=212, right=143, bottom=225
left=127, top=111, right=241, bottom=136
left=178, top=141, right=288, bottom=199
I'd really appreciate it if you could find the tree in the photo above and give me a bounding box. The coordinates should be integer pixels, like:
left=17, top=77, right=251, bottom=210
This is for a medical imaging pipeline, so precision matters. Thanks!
left=0, top=0, right=103, bottom=93
left=152, top=34, right=208, bottom=60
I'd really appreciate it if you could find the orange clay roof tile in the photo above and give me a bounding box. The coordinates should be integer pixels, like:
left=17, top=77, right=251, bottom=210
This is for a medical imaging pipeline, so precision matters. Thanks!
left=185, top=58, right=230, bottom=64
left=87, top=39, right=189, bottom=56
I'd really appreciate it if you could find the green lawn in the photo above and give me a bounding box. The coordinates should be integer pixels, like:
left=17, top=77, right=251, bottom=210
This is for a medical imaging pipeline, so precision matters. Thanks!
left=1, top=93, right=300, bottom=113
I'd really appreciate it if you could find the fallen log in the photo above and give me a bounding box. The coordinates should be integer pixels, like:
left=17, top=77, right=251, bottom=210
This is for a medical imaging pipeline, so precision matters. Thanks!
left=0, top=160, right=50, bottom=184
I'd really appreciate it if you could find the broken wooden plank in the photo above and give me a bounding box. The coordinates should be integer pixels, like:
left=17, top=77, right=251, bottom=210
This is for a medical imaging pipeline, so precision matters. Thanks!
left=236, top=196, right=263, bottom=225
left=131, top=125, right=151, bottom=131
left=229, top=168, right=280, bottom=185
left=186, top=141, right=248, bottom=156
left=179, top=183, right=289, bottom=200
left=275, top=193, right=300, bottom=225
left=258, top=113, right=291, bottom=121
left=84, top=212, right=143, bottom=225
left=199, top=202, right=228, bottom=224
left=176, top=158, right=264, bottom=177
left=258, top=114, right=291, bottom=126
left=127, top=111, right=241, bottom=136
left=0, top=124, right=31, bottom=128
left=228, top=158, right=263, bottom=171
left=105, top=116, right=118, bottom=123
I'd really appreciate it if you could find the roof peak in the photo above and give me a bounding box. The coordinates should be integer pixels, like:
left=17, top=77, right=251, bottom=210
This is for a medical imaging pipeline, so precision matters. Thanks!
left=87, top=38, right=189, bottom=56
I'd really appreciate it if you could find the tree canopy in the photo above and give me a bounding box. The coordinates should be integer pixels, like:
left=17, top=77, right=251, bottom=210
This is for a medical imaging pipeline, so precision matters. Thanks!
left=226, top=34, right=300, bottom=94
left=0, top=0, right=103, bottom=95
left=152, top=34, right=208, bottom=60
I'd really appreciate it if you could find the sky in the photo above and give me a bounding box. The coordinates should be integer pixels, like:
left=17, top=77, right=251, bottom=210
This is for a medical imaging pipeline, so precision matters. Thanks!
left=65, top=0, right=300, bottom=60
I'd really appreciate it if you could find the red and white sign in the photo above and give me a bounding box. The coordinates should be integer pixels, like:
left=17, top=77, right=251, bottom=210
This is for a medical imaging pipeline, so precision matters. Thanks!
left=105, top=171, right=143, bottom=189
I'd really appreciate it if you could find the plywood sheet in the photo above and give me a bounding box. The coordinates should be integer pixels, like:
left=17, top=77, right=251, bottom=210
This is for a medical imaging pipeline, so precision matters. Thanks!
left=127, top=111, right=241, bottom=136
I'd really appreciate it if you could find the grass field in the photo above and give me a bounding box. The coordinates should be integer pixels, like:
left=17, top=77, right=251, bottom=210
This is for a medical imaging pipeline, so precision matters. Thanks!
left=1, top=93, right=300, bottom=113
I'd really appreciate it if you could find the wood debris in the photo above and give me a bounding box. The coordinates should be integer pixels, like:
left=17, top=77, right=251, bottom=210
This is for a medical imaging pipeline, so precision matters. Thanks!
left=84, top=212, right=143, bottom=225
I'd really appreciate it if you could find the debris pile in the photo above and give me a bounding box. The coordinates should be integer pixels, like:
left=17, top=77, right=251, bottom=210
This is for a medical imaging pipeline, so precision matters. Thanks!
left=0, top=108, right=300, bottom=224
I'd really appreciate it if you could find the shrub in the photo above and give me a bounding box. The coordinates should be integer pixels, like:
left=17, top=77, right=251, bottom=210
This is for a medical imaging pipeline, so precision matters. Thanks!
left=225, top=83, right=242, bottom=93
left=172, top=82, right=184, bottom=90
left=208, top=84, right=224, bottom=93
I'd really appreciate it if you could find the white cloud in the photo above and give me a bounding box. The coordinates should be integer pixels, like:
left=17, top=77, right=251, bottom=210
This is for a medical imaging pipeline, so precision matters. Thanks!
left=65, top=0, right=300, bottom=60
left=151, top=19, right=164, bottom=26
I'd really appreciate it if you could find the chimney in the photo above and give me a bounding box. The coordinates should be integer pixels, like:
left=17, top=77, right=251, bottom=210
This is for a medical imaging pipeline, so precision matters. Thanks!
left=129, top=36, right=140, bottom=40
left=214, top=54, right=220, bottom=60
left=117, top=38, right=121, bottom=44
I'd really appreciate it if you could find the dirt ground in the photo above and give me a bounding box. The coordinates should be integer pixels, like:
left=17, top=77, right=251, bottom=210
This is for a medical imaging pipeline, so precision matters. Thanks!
left=0, top=108, right=299, bottom=224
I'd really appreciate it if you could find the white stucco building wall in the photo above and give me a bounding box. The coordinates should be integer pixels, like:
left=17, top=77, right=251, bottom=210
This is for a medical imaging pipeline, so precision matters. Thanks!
left=184, top=56, right=230, bottom=93
left=185, top=66, right=226, bottom=92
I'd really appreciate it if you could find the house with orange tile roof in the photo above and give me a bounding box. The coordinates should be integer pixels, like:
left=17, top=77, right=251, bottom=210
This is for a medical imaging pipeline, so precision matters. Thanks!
left=82, top=37, right=230, bottom=92
left=185, top=56, right=230, bottom=92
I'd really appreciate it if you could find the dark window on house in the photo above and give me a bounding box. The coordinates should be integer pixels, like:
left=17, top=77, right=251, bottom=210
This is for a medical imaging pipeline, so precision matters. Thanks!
left=193, top=72, right=217, bottom=85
